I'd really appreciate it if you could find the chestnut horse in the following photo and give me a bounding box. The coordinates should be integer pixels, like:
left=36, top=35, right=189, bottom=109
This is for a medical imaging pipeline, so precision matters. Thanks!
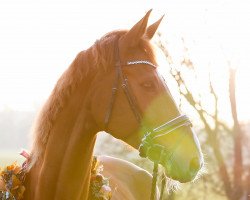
left=23, top=10, right=203, bottom=200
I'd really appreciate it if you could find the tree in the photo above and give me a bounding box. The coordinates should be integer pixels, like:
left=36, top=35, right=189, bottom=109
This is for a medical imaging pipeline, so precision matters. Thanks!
left=157, top=36, right=250, bottom=200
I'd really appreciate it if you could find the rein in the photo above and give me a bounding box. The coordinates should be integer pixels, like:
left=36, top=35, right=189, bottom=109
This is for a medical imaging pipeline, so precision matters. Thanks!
left=104, top=40, right=192, bottom=200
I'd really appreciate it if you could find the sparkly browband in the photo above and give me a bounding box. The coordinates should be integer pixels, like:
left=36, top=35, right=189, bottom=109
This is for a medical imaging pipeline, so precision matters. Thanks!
left=127, top=60, right=157, bottom=68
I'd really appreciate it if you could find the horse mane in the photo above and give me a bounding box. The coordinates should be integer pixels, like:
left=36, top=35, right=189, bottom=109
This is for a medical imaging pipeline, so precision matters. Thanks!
left=29, top=30, right=157, bottom=168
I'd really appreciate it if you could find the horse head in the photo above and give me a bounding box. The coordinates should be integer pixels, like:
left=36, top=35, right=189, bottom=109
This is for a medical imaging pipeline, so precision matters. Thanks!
left=89, top=10, right=203, bottom=183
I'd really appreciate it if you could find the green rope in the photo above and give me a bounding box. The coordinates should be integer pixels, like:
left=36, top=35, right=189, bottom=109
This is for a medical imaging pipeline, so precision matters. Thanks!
left=159, top=172, right=167, bottom=200
left=150, top=162, right=159, bottom=200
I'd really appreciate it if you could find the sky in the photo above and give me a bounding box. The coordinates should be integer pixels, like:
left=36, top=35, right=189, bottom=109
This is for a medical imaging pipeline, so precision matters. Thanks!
left=0, top=0, right=249, bottom=122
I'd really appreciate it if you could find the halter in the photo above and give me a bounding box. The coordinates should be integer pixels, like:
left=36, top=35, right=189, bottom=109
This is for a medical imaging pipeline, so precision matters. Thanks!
left=104, top=40, right=192, bottom=200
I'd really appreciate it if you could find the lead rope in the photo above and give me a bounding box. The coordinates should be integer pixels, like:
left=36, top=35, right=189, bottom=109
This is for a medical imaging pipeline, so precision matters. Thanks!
left=151, top=163, right=167, bottom=200
left=150, top=161, right=159, bottom=200
left=159, top=172, right=166, bottom=200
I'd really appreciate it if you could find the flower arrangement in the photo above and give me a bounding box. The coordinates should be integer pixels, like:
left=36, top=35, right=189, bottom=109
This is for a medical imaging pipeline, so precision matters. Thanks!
left=89, top=156, right=112, bottom=200
left=0, top=162, right=26, bottom=200
left=0, top=153, right=111, bottom=200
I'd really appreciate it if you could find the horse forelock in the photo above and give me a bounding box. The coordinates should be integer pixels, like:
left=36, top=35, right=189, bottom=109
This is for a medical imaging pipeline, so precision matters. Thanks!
left=29, top=30, right=157, bottom=168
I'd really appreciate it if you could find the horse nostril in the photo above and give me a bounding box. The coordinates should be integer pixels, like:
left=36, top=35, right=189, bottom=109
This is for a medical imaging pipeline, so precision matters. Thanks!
left=189, top=157, right=201, bottom=172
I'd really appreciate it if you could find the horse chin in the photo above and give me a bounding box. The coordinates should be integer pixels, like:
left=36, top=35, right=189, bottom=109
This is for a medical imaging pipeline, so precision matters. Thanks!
left=170, top=174, right=197, bottom=183
left=162, top=161, right=198, bottom=183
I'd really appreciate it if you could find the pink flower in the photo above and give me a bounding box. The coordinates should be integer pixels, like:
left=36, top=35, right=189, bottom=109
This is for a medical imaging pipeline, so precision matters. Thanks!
left=100, top=185, right=112, bottom=196
left=19, top=149, right=30, bottom=159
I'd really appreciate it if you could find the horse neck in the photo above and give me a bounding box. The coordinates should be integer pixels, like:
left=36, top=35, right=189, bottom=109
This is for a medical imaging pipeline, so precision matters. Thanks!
left=25, top=65, right=99, bottom=200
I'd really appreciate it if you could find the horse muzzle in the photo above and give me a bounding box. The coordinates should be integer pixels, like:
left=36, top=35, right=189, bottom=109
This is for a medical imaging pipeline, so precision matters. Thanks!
left=139, top=115, right=203, bottom=182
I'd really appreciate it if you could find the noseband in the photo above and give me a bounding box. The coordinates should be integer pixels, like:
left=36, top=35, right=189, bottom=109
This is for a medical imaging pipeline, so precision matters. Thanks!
left=104, top=40, right=192, bottom=200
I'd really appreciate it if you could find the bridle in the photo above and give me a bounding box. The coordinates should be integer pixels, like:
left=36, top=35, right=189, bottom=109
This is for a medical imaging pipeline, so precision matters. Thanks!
left=104, top=39, right=192, bottom=200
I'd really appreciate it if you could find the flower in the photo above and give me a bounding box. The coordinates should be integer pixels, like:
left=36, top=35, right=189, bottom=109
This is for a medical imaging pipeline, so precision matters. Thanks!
left=0, top=162, right=26, bottom=200
left=99, top=185, right=112, bottom=198
left=89, top=156, right=112, bottom=200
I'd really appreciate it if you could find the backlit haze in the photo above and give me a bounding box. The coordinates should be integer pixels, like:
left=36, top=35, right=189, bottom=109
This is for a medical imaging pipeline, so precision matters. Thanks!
left=0, top=0, right=249, bottom=123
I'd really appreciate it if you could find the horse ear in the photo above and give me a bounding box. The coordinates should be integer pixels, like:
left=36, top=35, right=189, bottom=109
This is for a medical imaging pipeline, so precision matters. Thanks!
left=146, top=15, right=164, bottom=40
left=120, top=9, right=152, bottom=48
